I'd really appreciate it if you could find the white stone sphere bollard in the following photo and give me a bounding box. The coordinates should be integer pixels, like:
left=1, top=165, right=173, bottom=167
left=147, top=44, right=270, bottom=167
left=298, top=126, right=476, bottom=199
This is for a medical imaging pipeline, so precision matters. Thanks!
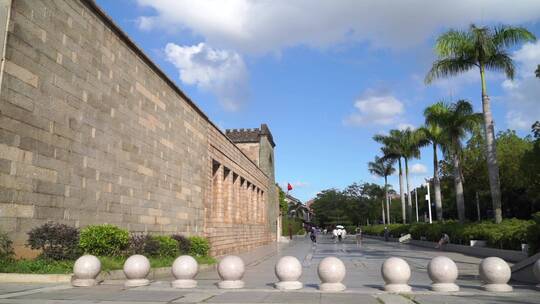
left=317, top=256, right=346, bottom=291
left=479, top=257, right=512, bottom=292
left=217, top=255, right=245, bottom=289
left=171, top=255, right=199, bottom=288
left=533, top=259, right=540, bottom=289
left=427, top=256, right=459, bottom=292
left=72, top=255, right=101, bottom=287
left=274, top=256, right=303, bottom=290
left=123, top=254, right=151, bottom=287
left=381, top=257, right=412, bottom=292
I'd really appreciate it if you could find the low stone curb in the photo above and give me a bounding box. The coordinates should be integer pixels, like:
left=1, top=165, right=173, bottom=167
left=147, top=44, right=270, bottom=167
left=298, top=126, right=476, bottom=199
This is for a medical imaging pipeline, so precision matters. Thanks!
left=0, top=263, right=217, bottom=284
left=364, top=235, right=527, bottom=262
left=0, top=273, right=72, bottom=283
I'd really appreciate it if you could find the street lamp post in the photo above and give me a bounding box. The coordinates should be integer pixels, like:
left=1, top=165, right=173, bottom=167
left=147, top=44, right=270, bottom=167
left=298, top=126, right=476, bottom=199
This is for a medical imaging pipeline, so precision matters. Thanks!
left=425, top=181, right=432, bottom=224
left=414, top=188, right=419, bottom=222
left=382, top=200, right=386, bottom=225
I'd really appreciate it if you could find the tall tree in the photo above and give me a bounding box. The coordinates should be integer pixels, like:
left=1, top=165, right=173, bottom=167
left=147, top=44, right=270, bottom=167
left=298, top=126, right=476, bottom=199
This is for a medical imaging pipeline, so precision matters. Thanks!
left=425, top=100, right=482, bottom=223
left=536, top=65, right=540, bottom=78
left=419, top=122, right=446, bottom=221
left=374, top=130, right=407, bottom=223
left=400, top=128, right=429, bottom=221
left=368, top=156, right=396, bottom=224
left=287, top=200, right=306, bottom=219
left=425, top=24, right=536, bottom=223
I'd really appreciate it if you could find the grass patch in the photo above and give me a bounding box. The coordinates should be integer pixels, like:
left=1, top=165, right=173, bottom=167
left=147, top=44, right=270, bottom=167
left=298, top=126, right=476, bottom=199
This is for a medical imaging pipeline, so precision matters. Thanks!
left=0, top=255, right=216, bottom=274
left=0, top=258, right=74, bottom=274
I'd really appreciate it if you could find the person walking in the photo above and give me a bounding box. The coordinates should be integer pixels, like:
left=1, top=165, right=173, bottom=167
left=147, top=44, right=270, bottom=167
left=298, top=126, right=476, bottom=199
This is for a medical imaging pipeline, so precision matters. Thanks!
left=288, top=222, right=293, bottom=240
left=310, top=226, right=317, bottom=243
left=355, top=226, right=362, bottom=246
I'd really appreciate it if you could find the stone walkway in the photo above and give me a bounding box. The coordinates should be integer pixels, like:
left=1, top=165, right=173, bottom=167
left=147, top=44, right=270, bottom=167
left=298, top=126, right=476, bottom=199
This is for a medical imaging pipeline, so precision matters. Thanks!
left=0, top=236, right=538, bottom=303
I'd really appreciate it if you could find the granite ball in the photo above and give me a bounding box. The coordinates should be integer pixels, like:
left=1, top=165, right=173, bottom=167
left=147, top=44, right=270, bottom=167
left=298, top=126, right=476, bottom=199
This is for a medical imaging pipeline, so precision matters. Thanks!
left=427, top=256, right=459, bottom=292
left=275, top=256, right=302, bottom=282
left=217, top=255, right=245, bottom=289
left=381, top=257, right=412, bottom=292
left=123, top=254, right=151, bottom=287
left=172, top=255, right=199, bottom=280
left=73, top=255, right=101, bottom=280
left=479, top=257, right=512, bottom=292
left=428, top=256, right=458, bottom=283
left=317, top=256, right=346, bottom=291
left=218, top=255, right=245, bottom=281
left=72, top=255, right=101, bottom=287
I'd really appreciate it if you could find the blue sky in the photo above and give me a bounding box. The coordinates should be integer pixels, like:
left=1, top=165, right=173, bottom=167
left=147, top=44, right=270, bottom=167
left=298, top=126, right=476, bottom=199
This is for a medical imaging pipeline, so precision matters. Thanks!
left=96, top=0, right=540, bottom=202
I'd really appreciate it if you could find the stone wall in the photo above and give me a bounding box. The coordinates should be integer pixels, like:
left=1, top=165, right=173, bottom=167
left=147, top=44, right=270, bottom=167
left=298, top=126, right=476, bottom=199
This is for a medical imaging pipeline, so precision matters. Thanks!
left=0, top=0, right=277, bottom=257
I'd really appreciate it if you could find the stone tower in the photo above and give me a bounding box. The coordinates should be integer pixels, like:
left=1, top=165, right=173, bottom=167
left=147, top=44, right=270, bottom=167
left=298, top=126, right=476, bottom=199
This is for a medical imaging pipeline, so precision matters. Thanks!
left=226, top=124, right=279, bottom=237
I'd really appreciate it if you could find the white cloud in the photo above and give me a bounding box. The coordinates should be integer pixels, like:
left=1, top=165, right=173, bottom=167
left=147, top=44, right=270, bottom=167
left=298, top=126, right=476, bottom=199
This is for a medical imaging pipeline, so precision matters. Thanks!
left=397, top=123, right=415, bottom=131
left=164, top=42, right=248, bottom=111
left=410, top=163, right=428, bottom=175
left=344, top=92, right=405, bottom=126
left=501, top=41, right=540, bottom=130
left=136, top=0, right=540, bottom=55
left=513, top=41, right=540, bottom=77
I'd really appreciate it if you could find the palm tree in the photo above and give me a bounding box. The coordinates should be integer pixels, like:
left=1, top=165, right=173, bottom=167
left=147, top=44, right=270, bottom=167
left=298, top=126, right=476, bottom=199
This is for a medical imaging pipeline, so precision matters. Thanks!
left=419, top=118, right=447, bottom=221
left=400, top=128, right=429, bottom=221
left=374, top=130, right=407, bottom=223
left=425, top=24, right=536, bottom=223
left=368, top=156, right=396, bottom=225
left=425, top=100, right=482, bottom=223
left=288, top=200, right=306, bottom=220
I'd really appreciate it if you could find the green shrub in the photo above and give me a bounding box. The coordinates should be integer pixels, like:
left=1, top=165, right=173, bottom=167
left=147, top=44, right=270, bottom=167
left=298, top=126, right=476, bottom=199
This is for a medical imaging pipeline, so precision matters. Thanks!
left=0, top=230, right=14, bottom=261
left=188, top=236, right=210, bottom=257
left=388, top=224, right=410, bottom=238
left=79, top=224, right=129, bottom=256
left=171, top=234, right=191, bottom=254
left=151, top=235, right=179, bottom=258
left=26, top=223, right=80, bottom=260
left=128, top=233, right=160, bottom=256
left=282, top=217, right=304, bottom=236
left=527, top=212, right=540, bottom=255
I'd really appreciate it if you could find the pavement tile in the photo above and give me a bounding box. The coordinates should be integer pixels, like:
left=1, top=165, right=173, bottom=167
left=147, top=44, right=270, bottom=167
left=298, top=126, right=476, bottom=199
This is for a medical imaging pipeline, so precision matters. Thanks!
left=172, top=291, right=223, bottom=303
left=377, top=294, right=414, bottom=304
left=321, top=293, right=378, bottom=304
left=262, top=292, right=320, bottom=303
left=206, top=291, right=269, bottom=303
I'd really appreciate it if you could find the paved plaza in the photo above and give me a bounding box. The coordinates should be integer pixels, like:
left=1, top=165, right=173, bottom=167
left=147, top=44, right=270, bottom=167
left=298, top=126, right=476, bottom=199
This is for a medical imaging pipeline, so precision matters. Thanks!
left=0, top=237, right=538, bottom=304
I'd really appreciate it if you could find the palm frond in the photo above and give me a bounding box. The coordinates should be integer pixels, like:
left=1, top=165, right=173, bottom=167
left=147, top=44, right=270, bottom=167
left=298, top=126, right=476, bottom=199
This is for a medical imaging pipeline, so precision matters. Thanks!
left=425, top=58, right=476, bottom=84
left=435, top=29, right=475, bottom=57
left=493, top=25, right=537, bottom=49
left=484, top=52, right=515, bottom=79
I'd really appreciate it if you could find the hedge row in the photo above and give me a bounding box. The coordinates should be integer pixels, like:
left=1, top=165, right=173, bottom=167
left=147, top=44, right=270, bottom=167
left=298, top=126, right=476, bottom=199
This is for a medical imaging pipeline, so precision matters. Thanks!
left=9, top=223, right=211, bottom=261
left=362, top=214, right=540, bottom=255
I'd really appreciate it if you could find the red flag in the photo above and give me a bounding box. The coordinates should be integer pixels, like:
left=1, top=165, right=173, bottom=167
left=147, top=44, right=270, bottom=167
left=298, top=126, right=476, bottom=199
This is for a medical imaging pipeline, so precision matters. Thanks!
left=287, top=183, right=293, bottom=191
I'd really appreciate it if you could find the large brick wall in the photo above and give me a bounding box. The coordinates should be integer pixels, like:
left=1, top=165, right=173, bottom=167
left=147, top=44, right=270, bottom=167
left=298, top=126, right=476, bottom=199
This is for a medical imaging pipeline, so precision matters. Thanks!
left=0, top=0, right=277, bottom=257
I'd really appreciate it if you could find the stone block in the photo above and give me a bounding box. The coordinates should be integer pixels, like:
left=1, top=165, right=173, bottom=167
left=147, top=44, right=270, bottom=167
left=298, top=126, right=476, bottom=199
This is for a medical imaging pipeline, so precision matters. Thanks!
left=4, top=60, right=38, bottom=87
left=11, top=162, right=58, bottom=183
left=35, top=206, right=64, bottom=220
left=36, top=180, right=64, bottom=196
left=0, top=159, right=11, bottom=174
